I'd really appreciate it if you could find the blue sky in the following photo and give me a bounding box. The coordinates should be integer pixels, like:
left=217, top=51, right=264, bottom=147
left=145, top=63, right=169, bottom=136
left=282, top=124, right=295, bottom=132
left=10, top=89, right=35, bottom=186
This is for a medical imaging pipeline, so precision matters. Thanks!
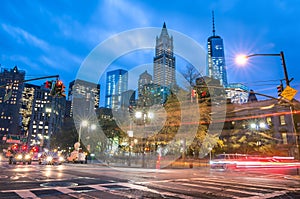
left=1, top=0, right=300, bottom=105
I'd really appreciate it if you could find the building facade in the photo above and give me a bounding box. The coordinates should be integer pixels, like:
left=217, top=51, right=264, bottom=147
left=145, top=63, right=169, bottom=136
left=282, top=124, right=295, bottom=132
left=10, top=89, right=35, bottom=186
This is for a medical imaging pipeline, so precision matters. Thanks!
left=0, top=66, right=25, bottom=141
left=223, top=99, right=299, bottom=157
left=153, top=22, right=176, bottom=88
left=25, top=83, right=66, bottom=148
left=225, top=83, right=249, bottom=104
left=207, top=12, right=228, bottom=86
left=105, top=69, right=128, bottom=109
left=68, top=79, right=100, bottom=117
left=121, top=90, right=136, bottom=109
left=138, top=70, right=152, bottom=99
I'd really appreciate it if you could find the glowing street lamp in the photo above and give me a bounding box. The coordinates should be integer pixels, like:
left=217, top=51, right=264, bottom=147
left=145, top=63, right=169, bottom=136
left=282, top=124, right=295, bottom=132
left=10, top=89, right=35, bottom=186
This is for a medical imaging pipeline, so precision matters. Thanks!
left=235, top=54, right=248, bottom=65
left=78, top=120, right=88, bottom=143
left=133, top=109, right=154, bottom=168
left=235, top=51, right=291, bottom=87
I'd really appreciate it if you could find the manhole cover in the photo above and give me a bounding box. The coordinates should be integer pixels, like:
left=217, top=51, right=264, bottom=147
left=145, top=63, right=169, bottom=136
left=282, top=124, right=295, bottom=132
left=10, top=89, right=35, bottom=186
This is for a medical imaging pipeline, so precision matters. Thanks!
left=40, top=182, right=78, bottom=187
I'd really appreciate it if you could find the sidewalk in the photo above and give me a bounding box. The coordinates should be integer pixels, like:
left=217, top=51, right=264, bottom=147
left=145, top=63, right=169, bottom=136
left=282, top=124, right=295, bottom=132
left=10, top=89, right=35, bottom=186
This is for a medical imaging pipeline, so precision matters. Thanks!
left=87, top=158, right=210, bottom=169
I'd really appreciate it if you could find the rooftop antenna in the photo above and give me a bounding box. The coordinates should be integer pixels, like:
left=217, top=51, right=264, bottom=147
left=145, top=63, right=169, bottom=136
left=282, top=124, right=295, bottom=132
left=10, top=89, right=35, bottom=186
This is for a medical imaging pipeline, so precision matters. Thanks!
left=212, top=10, right=216, bottom=36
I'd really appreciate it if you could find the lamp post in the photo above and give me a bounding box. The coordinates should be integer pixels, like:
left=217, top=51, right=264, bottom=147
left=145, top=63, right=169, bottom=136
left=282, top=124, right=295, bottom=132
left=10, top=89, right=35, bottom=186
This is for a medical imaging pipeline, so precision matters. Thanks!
left=135, top=110, right=153, bottom=168
left=236, top=51, right=299, bottom=160
left=127, top=128, right=133, bottom=166
left=78, top=120, right=88, bottom=143
left=236, top=51, right=291, bottom=87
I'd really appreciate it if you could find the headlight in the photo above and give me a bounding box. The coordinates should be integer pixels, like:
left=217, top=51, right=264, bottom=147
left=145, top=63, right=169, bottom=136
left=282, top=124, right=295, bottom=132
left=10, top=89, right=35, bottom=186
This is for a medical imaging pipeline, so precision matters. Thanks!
left=59, top=156, right=64, bottom=162
left=16, top=154, right=23, bottom=160
left=25, top=154, right=31, bottom=159
left=46, top=156, right=53, bottom=162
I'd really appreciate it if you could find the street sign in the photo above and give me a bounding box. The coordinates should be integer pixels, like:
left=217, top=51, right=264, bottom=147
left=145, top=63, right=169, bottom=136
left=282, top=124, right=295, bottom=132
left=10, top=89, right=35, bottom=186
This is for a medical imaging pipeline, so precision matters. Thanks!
left=280, top=86, right=298, bottom=101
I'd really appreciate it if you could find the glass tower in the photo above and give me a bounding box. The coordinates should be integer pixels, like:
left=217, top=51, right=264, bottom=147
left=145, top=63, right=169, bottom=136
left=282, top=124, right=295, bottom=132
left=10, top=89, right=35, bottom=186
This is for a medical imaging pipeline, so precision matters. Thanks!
left=105, top=69, right=128, bottom=109
left=207, top=12, right=228, bottom=86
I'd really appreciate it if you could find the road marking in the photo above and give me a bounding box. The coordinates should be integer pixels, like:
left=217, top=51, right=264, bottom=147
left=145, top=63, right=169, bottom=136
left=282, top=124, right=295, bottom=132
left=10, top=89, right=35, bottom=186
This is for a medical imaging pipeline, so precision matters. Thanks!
left=1, top=176, right=299, bottom=199
left=15, top=190, right=41, bottom=199
left=55, top=187, right=75, bottom=194
left=119, top=182, right=195, bottom=199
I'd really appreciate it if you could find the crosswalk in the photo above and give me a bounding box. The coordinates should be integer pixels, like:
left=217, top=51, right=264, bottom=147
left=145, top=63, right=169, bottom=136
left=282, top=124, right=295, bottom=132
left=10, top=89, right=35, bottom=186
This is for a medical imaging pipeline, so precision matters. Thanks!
left=1, top=175, right=299, bottom=199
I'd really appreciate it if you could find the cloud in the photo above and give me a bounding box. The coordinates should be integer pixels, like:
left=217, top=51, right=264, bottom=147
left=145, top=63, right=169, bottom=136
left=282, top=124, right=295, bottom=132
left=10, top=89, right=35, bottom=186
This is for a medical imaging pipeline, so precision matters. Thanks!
left=3, top=55, right=40, bottom=71
left=1, top=23, right=49, bottom=51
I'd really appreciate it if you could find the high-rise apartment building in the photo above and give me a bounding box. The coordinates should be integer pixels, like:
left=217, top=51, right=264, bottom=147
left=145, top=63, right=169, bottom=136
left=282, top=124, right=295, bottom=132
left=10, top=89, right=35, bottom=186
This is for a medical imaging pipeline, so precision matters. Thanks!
left=0, top=66, right=25, bottom=139
left=207, top=12, right=228, bottom=86
left=153, top=22, right=176, bottom=87
left=20, top=83, right=40, bottom=138
left=22, top=83, right=65, bottom=148
left=105, top=69, right=128, bottom=109
left=67, top=79, right=100, bottom=117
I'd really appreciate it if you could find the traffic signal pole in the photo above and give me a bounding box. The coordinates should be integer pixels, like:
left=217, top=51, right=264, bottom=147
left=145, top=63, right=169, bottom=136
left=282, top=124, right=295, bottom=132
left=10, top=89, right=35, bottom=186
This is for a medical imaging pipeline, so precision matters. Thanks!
left=0, top=75, right=59, bottom=88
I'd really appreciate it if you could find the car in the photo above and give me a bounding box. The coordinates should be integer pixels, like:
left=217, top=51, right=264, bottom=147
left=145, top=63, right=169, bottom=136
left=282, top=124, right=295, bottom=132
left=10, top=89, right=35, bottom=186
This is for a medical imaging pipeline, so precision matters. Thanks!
left=8, top=152, right=32, bottom=164
left=67, top=149, right=87, bottom=164
left=210, top=153, right=300, bottom=170
left=38, top=152, right=64, bottom=165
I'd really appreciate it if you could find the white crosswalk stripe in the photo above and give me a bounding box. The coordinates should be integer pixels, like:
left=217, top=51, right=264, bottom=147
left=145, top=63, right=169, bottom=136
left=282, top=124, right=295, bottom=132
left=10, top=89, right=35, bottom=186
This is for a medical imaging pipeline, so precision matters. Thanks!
left=0, top=176, right=299, bottom=198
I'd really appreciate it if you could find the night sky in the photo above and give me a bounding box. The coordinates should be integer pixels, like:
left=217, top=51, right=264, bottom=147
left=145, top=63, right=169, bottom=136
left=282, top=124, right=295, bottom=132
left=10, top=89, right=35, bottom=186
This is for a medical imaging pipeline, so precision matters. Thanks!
left=1, top=0, right=299, bottom=105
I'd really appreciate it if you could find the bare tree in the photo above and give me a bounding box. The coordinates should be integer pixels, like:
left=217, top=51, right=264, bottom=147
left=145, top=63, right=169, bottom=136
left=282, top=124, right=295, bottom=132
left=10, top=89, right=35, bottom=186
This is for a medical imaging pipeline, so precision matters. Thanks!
left=182, top=64, right=201, bottom=87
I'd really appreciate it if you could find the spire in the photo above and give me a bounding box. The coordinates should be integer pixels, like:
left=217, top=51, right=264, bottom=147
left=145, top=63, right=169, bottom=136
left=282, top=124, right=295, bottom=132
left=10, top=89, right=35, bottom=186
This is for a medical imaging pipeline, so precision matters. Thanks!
left=212, top=11, right=215, bottom=36
left=160, top=22, right=169, bottom=38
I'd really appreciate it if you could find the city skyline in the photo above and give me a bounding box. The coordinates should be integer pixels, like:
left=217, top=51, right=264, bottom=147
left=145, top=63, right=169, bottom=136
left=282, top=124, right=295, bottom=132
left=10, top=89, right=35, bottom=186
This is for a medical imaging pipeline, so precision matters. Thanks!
left=1, top=0, right=300, bottom=105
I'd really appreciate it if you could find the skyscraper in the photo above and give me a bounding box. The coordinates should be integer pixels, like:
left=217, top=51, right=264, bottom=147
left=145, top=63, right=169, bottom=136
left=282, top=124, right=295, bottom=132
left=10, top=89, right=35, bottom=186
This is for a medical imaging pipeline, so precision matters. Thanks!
left=26, top=84, right=65, bottom=148
left=67, top=79, right=100, bottom=117
left=207, top=12, right=228, bottom=86
left=0, top=66, right=25, bottom=139
left=105, top=69, right=128, bottom=109
left=153, top=22, right=176, bottom=87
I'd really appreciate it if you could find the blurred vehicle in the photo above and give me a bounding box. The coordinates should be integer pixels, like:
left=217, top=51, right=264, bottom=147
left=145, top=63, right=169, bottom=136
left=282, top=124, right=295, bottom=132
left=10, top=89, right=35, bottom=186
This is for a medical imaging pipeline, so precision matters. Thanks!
left=38, top=152, right=64, bottom=165
left=67, top=149, right=87, bottom=164
left=210, top=153, right=300, bottom=170
left=30, top=146, right=40, bottom=161
left=8, top=152, right=32, bottom=164
left=31, top=152, right=41, bottom=161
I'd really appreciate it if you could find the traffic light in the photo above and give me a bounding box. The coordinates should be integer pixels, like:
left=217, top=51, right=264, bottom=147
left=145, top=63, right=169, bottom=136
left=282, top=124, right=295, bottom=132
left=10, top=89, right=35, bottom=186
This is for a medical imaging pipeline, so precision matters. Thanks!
left=200, top=90, right=210, bottom=98
left=191, top=89, right=197, bottom=98
left=277, top=84, right=284, bottom=97
left=45, top=81, right=53, bottom=89
left=31, top=146, right=38, bottom=152
left=12, top=144, right=18, bottom=151
left=55, top=80, right=66, bottom=97
left=21, top=145, right=28, bottom=151
left=45, top=80, right=56, bottom=96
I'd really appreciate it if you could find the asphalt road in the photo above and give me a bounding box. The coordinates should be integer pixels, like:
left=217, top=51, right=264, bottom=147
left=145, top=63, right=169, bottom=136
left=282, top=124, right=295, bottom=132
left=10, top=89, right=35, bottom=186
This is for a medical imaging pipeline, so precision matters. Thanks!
left=0, top=160, right=299, bottom=199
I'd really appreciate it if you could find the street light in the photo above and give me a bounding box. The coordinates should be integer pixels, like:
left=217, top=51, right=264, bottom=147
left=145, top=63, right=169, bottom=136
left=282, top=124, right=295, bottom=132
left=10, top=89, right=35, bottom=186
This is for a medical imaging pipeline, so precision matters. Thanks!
left=236, top=51, right=299, bottom=160
left=78, top=120, right=88, bottom=143
left=134, top=109, right=153, bottom=168
left=235, top=51, right=292, bottom=87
